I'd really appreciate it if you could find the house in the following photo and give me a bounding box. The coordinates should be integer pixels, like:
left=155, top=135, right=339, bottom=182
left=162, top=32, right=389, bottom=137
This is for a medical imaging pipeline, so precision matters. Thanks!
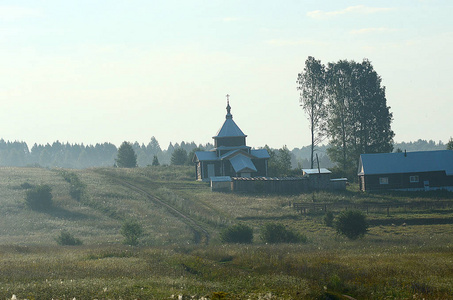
left=193, top=98, right=270, bottom=181
left=358, top=150, right=453, bottom=191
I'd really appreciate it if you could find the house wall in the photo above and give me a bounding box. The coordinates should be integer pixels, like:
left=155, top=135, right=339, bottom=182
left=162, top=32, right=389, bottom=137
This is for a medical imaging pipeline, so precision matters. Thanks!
left=196, top=162, right=202, bottom=180
left=198, top=161, right=222, bottom=181
left=222, top=160, right=236, bottom=177
left=361, top=171, right=453, bottom=191
left=252, top=159, right=267, bottom=177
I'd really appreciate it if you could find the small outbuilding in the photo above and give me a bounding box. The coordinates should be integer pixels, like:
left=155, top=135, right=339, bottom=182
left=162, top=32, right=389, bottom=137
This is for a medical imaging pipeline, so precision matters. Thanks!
left=358, top=150, right=453, bottom=191
left=302, top=168, right=332, bottom=189
left=302, top=168, right=347, bottom=190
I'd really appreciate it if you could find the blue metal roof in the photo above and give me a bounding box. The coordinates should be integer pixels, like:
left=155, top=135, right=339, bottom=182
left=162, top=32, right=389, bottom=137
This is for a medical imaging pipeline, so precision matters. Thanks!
left=251, top=149, right=270, bottom=159
left=230, top=154, right=257, bottom=173
left=303, top=168, right=332, bottom=175
left=213, top=118, right=247, bottom=138
left=194, top=151, right=217, bottom=161
left=358, top=150, right=453, bottom=176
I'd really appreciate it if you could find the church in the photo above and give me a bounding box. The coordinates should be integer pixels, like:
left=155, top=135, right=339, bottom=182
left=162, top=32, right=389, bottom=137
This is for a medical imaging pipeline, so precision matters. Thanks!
left=193, top=97, right=270, bottom=181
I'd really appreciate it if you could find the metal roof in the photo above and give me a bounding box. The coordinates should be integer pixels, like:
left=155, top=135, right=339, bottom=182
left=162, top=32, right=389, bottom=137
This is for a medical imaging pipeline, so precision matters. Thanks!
left=194, top=151, right=217, bottom=161
left=251, top=149, right=271, bottom=159
left=213, top=118, right=247, bottom=138
left=229, top=154, right=257, bottom=173
left=302, top=168, right=332, bottom=175
left=358, top=150, right=453, bottom=176
left=210, top=176, right=232, bottom=182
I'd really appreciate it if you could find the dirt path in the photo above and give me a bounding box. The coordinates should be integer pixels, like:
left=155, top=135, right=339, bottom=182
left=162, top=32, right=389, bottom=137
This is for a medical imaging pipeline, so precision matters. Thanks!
left=93, top=170, right=210, bottom=244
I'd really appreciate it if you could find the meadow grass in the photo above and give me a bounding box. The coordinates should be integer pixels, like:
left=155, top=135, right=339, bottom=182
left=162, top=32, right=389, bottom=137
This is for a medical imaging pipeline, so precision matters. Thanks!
left=1, top=166, right=453, bottom=298
left=0, top=242, right=452, bottom=299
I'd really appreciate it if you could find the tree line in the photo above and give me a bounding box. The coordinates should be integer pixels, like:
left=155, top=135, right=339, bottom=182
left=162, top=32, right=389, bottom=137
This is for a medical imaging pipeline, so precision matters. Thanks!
left=0, top=137, right=448, bottom=171
left=0, top=138, right=213, bottom=169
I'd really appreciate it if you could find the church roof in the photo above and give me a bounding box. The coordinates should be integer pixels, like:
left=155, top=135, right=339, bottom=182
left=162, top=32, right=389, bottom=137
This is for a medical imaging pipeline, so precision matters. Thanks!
left=213, top=118, right=247, bottom=138
left=213, top=99, right=247, bottom=139
left=194, top=151, right=217, bottom=161
left=251, top=149, right=271, bottom=159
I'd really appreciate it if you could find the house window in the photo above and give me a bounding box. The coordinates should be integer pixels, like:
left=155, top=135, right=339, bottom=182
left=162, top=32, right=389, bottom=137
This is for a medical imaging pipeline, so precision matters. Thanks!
left=379, top=177, right=389, bottom=185
left=410, top=175, right=419, bottom=183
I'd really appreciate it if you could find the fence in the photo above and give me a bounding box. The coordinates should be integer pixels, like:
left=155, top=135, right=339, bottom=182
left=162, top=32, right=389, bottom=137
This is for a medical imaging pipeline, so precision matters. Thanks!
left=293, top=200, right=453, bottom=216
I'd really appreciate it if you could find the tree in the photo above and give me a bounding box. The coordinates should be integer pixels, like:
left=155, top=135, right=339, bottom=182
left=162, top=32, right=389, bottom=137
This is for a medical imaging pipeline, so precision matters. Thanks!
left=326, top=59, right=394, bottom=179
left=297, top=56, right=328, bottom=168
left=25, top=184, right=53, bottom=210
left=335, top=210, right=368, bottom=240
left=116, top=141, right=137, bottom=168
left=264, top=145, right=293, bottom=177
left=152, top=155, right=160, bottom=166
left=447, top=138, right=453, bottom=150
left=170, top=148, right=188, bottom=165
left=121, top=220, right=143, bottom=246
left=147, top=136, right=162, bottom=154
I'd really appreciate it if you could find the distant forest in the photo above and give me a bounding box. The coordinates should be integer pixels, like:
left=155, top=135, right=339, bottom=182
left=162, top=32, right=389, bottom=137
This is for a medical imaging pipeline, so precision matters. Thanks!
left=0, top=137, right=448, bottom=169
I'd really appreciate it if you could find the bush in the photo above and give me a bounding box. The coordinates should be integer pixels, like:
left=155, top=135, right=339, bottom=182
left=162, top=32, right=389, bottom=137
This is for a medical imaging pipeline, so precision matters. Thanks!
left=335, top=210, right=368, bottom=240
left=61, top=171, right=86, bottom=201
left=121, top=220, right=144, bottom=246
left=324, top=211, right=334, bottom=227
left=25, top=184, right=53, bottom=210
left=220, top=224, right=253, bottom=244
left=55, top=231, right=82, bottom=246
left=260, top=223, right=306, bottom=244
left=20, top=182, right=34, bottom=189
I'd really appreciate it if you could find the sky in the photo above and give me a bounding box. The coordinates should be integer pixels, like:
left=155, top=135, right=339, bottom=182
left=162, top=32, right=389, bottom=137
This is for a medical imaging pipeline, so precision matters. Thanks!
left=1, top=0, right=452, bottom=150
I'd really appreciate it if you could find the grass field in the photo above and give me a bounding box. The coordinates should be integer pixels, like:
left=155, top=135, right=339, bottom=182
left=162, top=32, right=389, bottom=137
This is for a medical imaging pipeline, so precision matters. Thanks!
left=1, top=166, right=453, bottom=299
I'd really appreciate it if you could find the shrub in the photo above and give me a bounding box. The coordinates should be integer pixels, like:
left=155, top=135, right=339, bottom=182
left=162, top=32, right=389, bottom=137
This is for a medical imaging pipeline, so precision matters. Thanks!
left=335, top=210, right=368, bottom=240
left=60, top=171, right=86, bottom=201
left=55, top=231, right=82, bottom=246
left=20, top=182, right=34, bottom=189
left=220, top=224, right=253, bottom=244
left=324, top=211, right=334, bottom=227
left=121, top=220, right=144, bottom=246
left=260, top=223, right=306, bottom=244
left=25, top=184, right=53, bottom=210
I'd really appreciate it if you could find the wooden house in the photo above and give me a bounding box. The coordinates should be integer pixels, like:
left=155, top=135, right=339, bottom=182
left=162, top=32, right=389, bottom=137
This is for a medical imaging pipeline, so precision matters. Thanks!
left=193, top=99, right=270, bottom=181
left=358, top=150, right=453, bottom=191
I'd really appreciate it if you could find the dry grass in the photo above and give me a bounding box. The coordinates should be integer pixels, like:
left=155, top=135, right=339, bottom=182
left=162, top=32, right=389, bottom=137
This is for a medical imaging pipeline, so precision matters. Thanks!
left=1, top=166, right=453, bottom=298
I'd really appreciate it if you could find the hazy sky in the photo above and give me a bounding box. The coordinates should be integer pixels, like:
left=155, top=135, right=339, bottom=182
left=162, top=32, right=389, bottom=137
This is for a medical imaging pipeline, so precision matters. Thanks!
left=1, top=0, right=452, bottom=149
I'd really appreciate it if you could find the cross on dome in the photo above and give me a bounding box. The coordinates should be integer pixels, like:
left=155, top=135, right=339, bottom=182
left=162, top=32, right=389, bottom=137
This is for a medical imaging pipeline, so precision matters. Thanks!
left=226, top=94, right=232, bottom=118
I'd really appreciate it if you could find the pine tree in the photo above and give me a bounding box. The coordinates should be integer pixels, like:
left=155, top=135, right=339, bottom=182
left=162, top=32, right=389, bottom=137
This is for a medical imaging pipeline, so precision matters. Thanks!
left=116, top=141, right=137, bottom=168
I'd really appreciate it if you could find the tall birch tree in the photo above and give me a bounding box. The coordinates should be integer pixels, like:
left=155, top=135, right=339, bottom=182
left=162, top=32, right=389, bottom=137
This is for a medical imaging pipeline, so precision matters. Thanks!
left=297, top=56, right=328, bottom=169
